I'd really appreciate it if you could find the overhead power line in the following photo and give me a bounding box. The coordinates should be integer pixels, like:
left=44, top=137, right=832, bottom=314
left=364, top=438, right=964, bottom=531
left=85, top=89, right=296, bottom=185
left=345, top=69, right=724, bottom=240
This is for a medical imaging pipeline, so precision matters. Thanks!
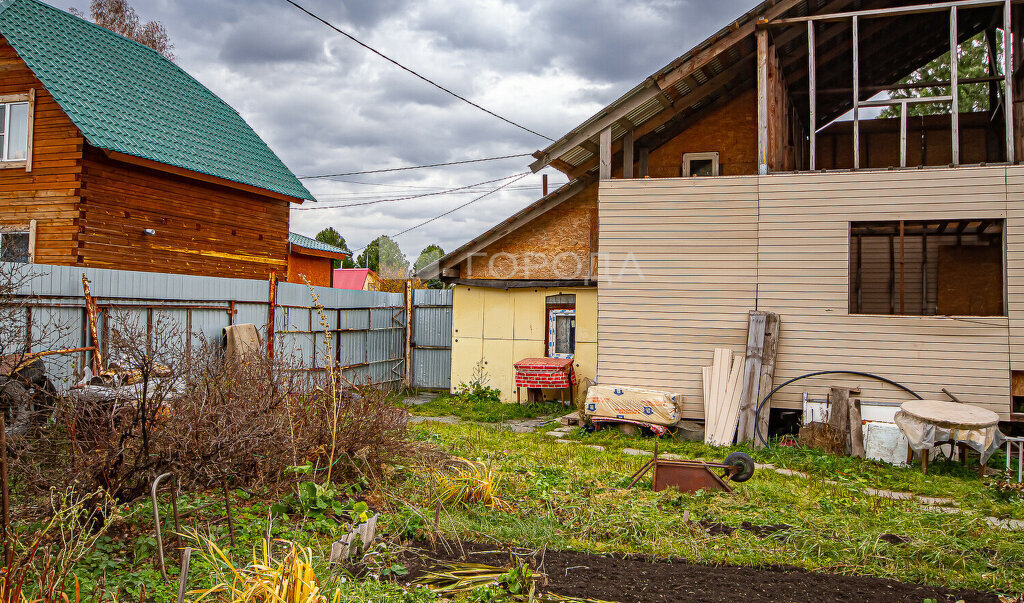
left=294, top=172, right=530, bottom=210
left=351, top=172, right=532, bottom=253
left=300, top=153, right=534, bottom=179
left=283, top=0, right=554, bottom=142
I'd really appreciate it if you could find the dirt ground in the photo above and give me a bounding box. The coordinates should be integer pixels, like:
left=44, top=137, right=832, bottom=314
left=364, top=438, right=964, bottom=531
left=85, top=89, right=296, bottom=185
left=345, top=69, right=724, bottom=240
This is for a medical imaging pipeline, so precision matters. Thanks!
left=406, top=541, right=1000, bottom=602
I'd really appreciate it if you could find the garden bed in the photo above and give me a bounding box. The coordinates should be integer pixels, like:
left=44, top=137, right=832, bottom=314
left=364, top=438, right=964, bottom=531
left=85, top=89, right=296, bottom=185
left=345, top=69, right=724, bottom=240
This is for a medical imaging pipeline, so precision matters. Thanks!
left=407, top=541, right=999, bottom=602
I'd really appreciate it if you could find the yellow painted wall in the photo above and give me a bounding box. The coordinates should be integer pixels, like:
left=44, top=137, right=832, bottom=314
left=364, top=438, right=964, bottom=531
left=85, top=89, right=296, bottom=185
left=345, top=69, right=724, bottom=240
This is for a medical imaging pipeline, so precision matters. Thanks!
left=451, top=285, right=597, bottom=402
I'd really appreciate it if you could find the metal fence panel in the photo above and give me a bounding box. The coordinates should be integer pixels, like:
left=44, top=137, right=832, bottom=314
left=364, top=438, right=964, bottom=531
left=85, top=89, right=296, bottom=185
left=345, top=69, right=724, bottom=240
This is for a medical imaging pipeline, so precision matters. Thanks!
left=4, top=262, right=409, bottom=390
left=410, top=289, right=452, bottom=389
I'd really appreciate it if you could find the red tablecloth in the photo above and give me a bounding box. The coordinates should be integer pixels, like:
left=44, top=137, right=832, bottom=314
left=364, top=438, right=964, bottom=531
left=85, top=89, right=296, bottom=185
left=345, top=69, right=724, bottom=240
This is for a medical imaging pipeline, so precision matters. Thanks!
left=514, top=357, right=577, bottom=389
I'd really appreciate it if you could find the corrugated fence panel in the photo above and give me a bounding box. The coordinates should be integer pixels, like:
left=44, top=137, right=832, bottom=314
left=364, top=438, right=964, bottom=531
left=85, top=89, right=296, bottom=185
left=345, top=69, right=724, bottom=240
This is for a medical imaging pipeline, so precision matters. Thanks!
left=4, top=262, right=412, bottom=390
left=411, top=289, right=453, bottom=389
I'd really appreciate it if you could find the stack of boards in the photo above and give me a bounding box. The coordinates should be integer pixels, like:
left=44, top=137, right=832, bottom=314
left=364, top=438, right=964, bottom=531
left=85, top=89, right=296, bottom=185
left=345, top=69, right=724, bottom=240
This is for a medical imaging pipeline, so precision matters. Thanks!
left=702, top=348, right=743, bottom=446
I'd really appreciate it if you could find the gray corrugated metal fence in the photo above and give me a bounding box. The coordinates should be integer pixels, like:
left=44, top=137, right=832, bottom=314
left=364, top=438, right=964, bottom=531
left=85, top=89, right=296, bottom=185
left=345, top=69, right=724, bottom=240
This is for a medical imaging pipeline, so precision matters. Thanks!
left=5, top=262, right=408, bottom=390
left=410, top=288, right=452, bottom=390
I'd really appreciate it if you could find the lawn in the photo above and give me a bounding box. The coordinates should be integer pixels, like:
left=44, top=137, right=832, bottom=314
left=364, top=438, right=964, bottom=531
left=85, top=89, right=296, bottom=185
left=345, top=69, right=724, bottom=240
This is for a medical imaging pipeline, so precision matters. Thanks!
left=407, top=392, right=568, bottom=423
left=17, top=417, right=1023, bottom=601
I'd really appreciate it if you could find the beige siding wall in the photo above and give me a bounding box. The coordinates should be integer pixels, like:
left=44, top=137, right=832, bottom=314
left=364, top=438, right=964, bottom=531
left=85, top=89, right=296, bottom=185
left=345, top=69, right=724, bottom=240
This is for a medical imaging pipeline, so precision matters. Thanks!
left=599, top=166, right=1021, bottom=420
left=599, top=177, right=759, bottom=418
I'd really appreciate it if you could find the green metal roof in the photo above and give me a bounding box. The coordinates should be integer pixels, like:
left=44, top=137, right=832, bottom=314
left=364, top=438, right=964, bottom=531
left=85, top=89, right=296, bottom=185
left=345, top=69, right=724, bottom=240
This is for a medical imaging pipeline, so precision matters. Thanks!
left=289, top=232, right=350, bottom=256
left=0, top=0, right=313, bottom=201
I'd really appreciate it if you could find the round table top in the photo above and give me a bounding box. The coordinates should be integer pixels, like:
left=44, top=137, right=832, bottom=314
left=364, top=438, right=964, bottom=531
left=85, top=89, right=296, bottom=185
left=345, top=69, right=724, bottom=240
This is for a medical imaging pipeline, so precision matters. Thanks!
left=899, top=400, right=1000, bottom=429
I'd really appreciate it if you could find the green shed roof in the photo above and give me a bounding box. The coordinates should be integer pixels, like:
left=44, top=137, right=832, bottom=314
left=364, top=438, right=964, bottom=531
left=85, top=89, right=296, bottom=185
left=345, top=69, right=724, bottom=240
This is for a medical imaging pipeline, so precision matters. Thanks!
left=0, top=0, right=313, bottom=201
left=289, top=232, right=350, bottom=256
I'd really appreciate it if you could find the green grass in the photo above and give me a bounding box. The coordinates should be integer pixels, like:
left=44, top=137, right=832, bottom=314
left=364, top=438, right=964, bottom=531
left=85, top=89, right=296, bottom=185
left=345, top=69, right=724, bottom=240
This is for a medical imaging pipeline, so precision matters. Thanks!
left=19, top=420, right=1024, bottom=600
left=408, top=393, right=569, bottom=423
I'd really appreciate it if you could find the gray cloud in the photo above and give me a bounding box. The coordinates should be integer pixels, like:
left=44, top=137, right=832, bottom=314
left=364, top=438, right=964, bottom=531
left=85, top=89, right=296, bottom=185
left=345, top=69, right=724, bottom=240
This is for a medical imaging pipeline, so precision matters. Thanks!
left=95, top=0, right=755, bottom=259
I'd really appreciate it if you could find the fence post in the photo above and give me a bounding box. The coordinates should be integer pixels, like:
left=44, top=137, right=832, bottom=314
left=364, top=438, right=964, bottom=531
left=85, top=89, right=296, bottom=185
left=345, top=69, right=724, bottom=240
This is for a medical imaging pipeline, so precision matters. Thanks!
left=267, top=272, right=278, bottom=362
left=404, top=280, right=413, bottom=388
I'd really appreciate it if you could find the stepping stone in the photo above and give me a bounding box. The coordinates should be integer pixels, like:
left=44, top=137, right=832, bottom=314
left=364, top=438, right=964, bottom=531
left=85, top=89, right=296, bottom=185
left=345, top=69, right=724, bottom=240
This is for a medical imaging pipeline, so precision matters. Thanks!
left=544, top=431, right=567, bottom=438
left=622, top=448, right=654, bottom=456
left=986, top=517, right=1024, bottom=530
left=585, top=445, right=606, bottom=452
left=865, top=488, right=913, bottom=501
left=509, top=426, right=535, bottom=434
left=660, top=453, right=684, bottom=460
left=553, top=426, right=576, bottom=433
left=774, top=468, right=809, bottom=478
left=921, top=505, right=963, bottom=515
left=916, top=496, right=956, bottom=506
left=755, top=463, right=775, bottom=470
left=556, top=439, right=575, bottom=444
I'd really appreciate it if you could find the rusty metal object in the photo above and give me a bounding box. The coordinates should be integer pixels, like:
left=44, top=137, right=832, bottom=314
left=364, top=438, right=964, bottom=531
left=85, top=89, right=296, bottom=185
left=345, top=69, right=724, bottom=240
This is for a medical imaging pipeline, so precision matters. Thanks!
left=81, top=275, right=103, bottom=374
left=653, top=460, right=736, bottom=493
left=266, top=272, right=277, bottom=362
left=151, top=472, right=177, bottom=582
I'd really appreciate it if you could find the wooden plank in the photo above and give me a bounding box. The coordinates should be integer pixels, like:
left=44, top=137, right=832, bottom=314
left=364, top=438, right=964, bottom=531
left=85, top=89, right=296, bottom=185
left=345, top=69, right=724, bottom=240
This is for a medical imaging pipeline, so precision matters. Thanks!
left=26, top=88, right=34, bottom=173
left=950, top=6, right=960, bottom=165
left=753, top=312, right=780, bottom=448
left=848, top=397, right=866, bottom=458
left=717, top=354, right=744, bottom=445
left=808, top=21, right=817, bottom=171
left=827, top=386, right=852, bottom=454
left=737, top=311, right=767, bottom=442
left=599, top=127, right=612, bottom=180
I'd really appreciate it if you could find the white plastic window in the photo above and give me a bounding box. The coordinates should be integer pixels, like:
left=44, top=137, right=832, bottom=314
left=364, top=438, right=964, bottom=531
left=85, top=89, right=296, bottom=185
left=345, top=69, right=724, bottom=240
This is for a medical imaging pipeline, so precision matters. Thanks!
left=0, top=102, right=29, bottom=162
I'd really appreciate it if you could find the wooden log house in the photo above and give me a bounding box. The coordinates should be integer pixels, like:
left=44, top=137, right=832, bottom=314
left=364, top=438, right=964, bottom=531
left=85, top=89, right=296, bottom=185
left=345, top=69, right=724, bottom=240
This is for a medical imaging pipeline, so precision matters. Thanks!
left=0, top=0, right=314, bottom=280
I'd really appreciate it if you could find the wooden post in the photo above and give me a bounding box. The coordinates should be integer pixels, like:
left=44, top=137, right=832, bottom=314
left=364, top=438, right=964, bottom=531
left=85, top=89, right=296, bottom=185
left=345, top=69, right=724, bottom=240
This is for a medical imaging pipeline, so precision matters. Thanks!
left=599, top=127, right=612, bottom=180
left=542, top=174, right=548, bottom=196
left=951, top=6, right=961, bottom=165
left=828, top=387, right=852, bottom=455
left=808, top=21, right=817, bottom=171
left=757, top=26, right=770, bottom=175
left=1005, top=0, right=1016, bottom=163
left=753, top=312, right=780, bottom=449
left=0, top=410, right=8, bottom=567
left=639, top=148, right=649, bottom=177
left=737, top=311, right=768, bottom=443
left=266, top=272, right=277, bottom=362
left=852, top=15, right=861, bottom=170
left=623, top=129, right=634, bottom=178
left=900, top=100, right=909, bottom=167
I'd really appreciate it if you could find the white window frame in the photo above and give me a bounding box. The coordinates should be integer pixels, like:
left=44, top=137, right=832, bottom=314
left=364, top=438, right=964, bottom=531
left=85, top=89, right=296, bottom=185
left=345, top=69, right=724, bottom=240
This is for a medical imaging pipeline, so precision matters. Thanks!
left=683, top=152, right=720, bottom=177
left=547, top=308, right=576, bottom=359
left=0, top=100, right=30, bottom=163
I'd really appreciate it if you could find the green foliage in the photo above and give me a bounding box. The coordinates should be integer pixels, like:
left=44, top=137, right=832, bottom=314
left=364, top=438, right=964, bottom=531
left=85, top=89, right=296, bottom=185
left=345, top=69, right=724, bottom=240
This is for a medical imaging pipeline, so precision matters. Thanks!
left=881, top=32, right=998, bottom=118
left=988, top=470, right=1024, bottom=502
left=410, top=362, right=567, bottom=422
left=315, top=226, right=354, bottom=268
left=357, top=234, right=409, bottom=278
left=414, top=244, right=446, bottom=289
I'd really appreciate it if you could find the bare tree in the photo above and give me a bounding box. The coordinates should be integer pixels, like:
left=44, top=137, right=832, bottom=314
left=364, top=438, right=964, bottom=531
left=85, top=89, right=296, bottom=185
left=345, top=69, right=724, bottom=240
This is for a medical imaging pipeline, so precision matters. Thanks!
left=70, top=0, right=174, bottom=59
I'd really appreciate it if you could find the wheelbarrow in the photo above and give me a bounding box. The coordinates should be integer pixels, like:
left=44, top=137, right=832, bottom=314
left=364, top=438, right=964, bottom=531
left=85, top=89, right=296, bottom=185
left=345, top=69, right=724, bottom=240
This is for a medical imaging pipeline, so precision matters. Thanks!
left=627, top=444, right=756, bottom=493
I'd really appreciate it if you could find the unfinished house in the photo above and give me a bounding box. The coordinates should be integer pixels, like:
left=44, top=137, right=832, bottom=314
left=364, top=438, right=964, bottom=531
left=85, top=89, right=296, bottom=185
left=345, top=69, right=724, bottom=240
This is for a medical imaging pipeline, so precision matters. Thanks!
left=521, top=0, right=1024, bottom=427
left=0, top=0, right=313, bottom=280
left=287, top=232, right=351, bottom=288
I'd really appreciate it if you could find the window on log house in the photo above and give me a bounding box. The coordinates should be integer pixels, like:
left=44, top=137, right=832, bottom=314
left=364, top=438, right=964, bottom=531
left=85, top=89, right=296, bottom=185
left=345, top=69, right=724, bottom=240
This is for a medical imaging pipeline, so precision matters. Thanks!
left=848, top=219, right=1005, bottom=317
left=0, top=229, right=30, bottom=263
left=0, top=101, right=29, bottom=162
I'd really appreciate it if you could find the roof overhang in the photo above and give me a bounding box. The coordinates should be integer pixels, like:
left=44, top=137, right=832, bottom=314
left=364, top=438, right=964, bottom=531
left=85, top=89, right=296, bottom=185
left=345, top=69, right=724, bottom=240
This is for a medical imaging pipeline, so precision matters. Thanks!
left=103, top=149, right=307, bottom=204
left=290, top=243, right=350, bottom=260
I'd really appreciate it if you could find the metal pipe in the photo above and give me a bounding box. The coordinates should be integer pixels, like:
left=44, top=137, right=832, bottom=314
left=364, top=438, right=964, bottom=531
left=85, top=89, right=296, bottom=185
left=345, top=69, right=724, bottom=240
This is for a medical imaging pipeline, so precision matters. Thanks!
left=151, top=472, right=174, bottom=582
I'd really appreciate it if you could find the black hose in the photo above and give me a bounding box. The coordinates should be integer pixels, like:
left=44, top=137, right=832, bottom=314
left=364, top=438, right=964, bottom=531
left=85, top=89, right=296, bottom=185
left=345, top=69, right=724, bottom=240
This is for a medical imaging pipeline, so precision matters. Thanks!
left=752, top=370, right=923, bottom=447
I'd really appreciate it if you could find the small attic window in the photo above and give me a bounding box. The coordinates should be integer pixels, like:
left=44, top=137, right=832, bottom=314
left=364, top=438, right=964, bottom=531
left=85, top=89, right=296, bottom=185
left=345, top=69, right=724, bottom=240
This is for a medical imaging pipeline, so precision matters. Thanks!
left=0, top=102, right=29, bottom=162
left=683, top=152, right=720, bottom=177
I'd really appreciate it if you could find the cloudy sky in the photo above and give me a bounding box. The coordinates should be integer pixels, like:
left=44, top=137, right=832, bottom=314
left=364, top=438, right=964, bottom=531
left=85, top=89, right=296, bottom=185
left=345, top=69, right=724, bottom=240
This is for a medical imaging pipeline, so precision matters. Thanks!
left=81, top=0, right=755, bottom=261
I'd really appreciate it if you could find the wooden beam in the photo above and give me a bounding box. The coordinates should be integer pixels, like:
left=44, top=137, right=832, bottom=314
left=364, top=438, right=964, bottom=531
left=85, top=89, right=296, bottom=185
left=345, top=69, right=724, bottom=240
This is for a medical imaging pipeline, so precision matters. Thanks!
left=753, top=312, right=780, bottom=449
left=599, top=127, right=612, bottom=180
left=26, top=88, right=34, bottom=173
left=622, top=129, right=634, bottom=178
left=639, top=147, right=649, bottom=177
left=951, top=6, right=961, bottom=165
left=758, top=27, right=770, bottom=175
left=763, top=0, right=1019, bottom=26
left=853, top=15, right=861, bottom=170
left=1005, top=0, right=1016, bottom=162
left=101, top=150, right=306, bottom=204
left=737, top=311, right=767, bottom=443
left=808, top=21, right=817, bottom=170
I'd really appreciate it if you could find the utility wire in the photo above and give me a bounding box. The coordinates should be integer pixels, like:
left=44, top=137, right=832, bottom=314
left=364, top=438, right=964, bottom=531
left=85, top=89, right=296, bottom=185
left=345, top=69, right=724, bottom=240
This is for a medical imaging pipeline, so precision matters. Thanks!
left=350, top=172, right=531, bottom=253
left=283, top=0, right=554, bottom=141
left=300, top=153, right=534, bottom=179
left=294, top=172, right=529, bottom=210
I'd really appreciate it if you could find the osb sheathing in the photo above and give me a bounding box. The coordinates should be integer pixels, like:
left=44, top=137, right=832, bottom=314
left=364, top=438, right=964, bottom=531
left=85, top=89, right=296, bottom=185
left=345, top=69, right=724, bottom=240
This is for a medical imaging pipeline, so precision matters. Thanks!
left=459, top=183, right=598, bottom=280
left=642, top=88, right=759, bottom=178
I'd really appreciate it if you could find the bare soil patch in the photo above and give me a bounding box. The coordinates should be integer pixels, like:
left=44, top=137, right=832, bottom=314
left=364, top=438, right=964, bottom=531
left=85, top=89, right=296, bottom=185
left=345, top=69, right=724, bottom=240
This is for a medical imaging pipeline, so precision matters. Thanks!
left=406, top=541, right=999, bottom=602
